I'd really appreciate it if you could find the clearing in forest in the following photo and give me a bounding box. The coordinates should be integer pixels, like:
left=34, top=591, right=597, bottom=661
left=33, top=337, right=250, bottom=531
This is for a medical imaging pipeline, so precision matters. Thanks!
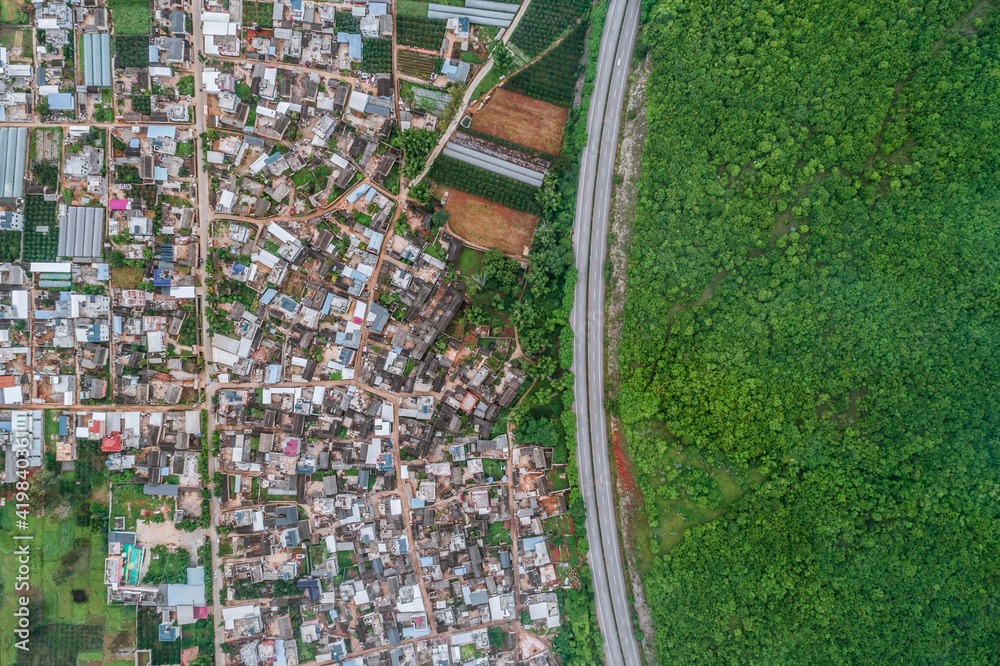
left=471, top=89, right=568, bottom=155
left=439, top=188, right=537, bottom=256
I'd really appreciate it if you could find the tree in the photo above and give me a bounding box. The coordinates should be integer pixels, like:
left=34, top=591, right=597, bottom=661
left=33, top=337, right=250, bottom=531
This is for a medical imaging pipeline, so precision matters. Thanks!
left=514, top=415, right=558, bottom=449
left=431, top=208, right=450, bottom=231
left=408, top=181, right=430, bottom=204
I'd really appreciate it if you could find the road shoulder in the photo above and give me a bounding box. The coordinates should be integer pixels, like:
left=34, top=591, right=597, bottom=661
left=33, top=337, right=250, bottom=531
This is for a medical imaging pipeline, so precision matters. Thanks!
left=605, top=52, right=659, bottom=666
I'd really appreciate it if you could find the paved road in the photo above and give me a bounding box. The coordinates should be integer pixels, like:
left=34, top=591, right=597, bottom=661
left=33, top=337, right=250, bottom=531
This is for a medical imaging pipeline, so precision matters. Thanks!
left=571, top=0, right=643, bottom=664
left=187, top=4, right=227, bottom=664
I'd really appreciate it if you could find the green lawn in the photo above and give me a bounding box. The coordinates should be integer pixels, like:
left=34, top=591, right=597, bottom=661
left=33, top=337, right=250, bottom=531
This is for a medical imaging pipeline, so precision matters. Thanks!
left=456, top=247, right=484, bottom=276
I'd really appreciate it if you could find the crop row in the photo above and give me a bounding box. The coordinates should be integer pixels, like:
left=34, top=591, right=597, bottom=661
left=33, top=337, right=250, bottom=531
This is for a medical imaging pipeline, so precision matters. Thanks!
left=509, top=0, right=590, bottom=57
left=22, top=196, right=59, bottom=262
left=362, top=38, right=392, bottom=74
left=116, top=35, right=149, bottom=69
left=399, top=50, right=436, bottom=78
left=397, top=17, right=447, bottom=50
left=505, top=23, right=586, bottom=107
left=429, top=155, right=541, bottom=215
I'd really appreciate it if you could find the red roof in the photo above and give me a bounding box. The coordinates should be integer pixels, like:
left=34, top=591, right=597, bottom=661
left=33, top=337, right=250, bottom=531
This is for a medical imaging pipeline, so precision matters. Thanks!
left=101, top=434, right=122, bottom=452
left=194, top=606, right=209, bottom=620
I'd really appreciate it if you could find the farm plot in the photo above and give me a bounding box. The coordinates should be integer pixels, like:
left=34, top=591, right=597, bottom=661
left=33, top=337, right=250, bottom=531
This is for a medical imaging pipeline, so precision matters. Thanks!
left=0, top=26, right=28, bottom=50
left=505, top=22, right=586, bottom=107
left=0, top=448, right=116, bottom=666
left=471, top=89, right=568, bottom=154
left=31, top=127, right=62, bottom=161
left=115, top=34, right=149, bottom=68
left=429, top=155, right=541, bottom=215
left=397, top=16, right=447, bottom=50
left=108, top=0, right=152, bottom=35
left=509, top=0, right=589, bottom=57
left=438, top=188, right=537, bottom=257
left=138, top=607, right=182, bottom=666
left=22, top=195, right=59, bottom=262
left=244, top=1, right=275, bottom=29
left=405, top=81, right=450, bottom=113
left=399, top=49, right=436, bottom=79
left=0, top=230, right=21, bottom=260
left=362, top=37, right=392, bottom=73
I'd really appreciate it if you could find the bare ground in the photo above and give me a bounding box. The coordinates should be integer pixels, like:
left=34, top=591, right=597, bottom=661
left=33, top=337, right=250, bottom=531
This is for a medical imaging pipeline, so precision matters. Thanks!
left=605, top=55, right=659, bottom=666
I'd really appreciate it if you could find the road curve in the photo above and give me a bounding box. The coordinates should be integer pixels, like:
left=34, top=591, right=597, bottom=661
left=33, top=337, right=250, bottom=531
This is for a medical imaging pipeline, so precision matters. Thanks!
left=570, top=0, right=643, bottom=664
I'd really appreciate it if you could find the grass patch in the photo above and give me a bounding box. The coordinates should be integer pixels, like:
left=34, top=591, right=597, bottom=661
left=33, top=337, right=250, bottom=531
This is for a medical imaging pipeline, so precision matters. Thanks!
left=244, top=1, right=274, bottom=29
left=109, top=4, right=152, bottom=35
left=111, top=266, right=145, bottom=289
left=0, top=0, right=30, bottom=24
left=456, top=247, right=484, bottom=275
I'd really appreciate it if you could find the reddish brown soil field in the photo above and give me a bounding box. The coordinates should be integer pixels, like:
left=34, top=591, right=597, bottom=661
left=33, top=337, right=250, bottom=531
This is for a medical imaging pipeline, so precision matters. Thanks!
left=440, top=188, right=538, bottom=256
left=471, top=89, right=569, bottom=155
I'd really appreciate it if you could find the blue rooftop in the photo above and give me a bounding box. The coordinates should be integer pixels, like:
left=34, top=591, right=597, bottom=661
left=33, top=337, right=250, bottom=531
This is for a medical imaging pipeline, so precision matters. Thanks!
left=158, top=623, right=180, bottom=642
left=147, top=126, right=177, bottom=141
left=47, top=93, right=74, bottom=110
left=152, top=269, right=171, bottom=287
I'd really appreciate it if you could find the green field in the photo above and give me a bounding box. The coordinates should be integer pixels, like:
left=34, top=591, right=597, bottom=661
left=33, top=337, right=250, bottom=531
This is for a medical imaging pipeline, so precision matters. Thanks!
left=0, top=0, right=29, bottom=24
left=21, top=196, right=58, bottom=262
left=244, top=1, right=274, bottom=29
left=0, top=442, right=123, bottom=666
left=108, top=0, right=152, bottom=35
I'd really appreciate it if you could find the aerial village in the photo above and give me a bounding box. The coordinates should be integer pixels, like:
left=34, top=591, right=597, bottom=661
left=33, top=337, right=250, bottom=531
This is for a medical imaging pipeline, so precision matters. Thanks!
left=0, top=0, right=588, bottom=664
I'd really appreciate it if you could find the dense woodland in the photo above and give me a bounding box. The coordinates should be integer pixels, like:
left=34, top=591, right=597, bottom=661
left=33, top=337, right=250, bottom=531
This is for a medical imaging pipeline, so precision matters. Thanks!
left=619, top=0, right=1000, bottom=662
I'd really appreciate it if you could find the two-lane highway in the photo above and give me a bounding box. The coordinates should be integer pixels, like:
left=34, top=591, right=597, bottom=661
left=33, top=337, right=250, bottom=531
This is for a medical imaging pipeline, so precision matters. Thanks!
left=571, top=0, right=643, bottom=664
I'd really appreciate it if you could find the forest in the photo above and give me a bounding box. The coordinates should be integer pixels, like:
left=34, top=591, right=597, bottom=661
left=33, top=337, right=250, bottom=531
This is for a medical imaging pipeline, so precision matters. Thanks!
left=618, top=0, right=1000, bottom=662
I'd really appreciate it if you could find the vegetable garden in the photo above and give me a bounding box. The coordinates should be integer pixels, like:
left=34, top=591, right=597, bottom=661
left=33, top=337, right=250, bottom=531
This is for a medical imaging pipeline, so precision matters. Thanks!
left=115, top=34, right=148, bottom=68
left=108, top=0, right=152, bottom=35
left=22, top=195, right=58, bottom=262
left=243, top=1, right=274, bottom=29
left=429, top=155, right=541, bottom=215
left=20, top=623, right=104, bottom=666
left=397, top=16, right=447, bottom=50
left=505, top=23, right=586, bottom=107
left=361, top=38, right=392, bottom=73
left=509, top=0, right=589, bottom=57
left=398, top=49, right=436, bottom=78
